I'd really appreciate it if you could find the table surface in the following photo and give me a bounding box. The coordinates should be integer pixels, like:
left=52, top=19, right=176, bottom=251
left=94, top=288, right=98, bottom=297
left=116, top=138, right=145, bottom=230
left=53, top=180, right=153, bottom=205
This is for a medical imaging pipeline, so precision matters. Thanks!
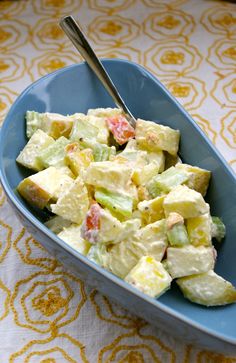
left=0, top=0, right=236, bottom=362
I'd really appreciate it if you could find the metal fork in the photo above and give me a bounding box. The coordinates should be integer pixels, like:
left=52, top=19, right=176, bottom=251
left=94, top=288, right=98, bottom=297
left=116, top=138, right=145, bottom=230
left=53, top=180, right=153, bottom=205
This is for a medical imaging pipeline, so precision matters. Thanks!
left=59, top=15, right=136, bottom=128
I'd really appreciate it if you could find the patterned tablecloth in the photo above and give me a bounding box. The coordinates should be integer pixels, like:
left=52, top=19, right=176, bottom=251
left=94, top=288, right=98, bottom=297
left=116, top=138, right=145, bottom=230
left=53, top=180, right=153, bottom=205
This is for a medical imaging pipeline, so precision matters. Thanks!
left=0, top=0, right=236, bottom=362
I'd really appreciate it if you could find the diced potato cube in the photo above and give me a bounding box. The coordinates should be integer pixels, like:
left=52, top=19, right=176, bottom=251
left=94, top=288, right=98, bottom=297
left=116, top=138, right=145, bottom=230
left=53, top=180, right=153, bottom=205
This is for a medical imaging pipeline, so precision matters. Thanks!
left=41, top=112, right=74, bottom=139
left=51, top=178, right=89, bottom=224
left=186, top=214, right=212, bottom=246
left=125, top=256, right=172, bottom=298
left=65, top=143, right=93, bottom=176
left=87, top=114, right=110, bottom=144
left=134, top=219, right=167, bottom=244
left=85, top=161, right=132, bottom=193
left=135, top=118, right=180, bottom=156
left=138, top=196, right=165, bottom=224
left=145, top=150, right=165, bottom=172
left=163, top=185, right=209, bottom=218
left=107, top=240, right=167, bottom=279
left=56, top=166, right=75, bottom=178
left=113, top=150, right=147, bottom=168
left=81, top=202, right=141, bottom=244
left=166, top=245, right=215, bottom=278
left=132, top=162, right=160, bottom=186
left=177, top=271, right=236, bottom=306
left=37, top=136, right=70, bottom=168
left=17, top=167, right=68, bottom=208
left=16, top=129, right=55, bottom=171
left=176, top=163, right=211, bottom=196
left=58, top=224, right=91, bottom=255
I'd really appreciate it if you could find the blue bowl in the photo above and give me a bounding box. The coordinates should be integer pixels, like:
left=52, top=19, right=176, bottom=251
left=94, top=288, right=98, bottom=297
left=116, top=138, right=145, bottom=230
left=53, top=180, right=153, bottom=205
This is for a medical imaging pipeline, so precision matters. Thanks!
left=0, top=59, right=236, bottom=353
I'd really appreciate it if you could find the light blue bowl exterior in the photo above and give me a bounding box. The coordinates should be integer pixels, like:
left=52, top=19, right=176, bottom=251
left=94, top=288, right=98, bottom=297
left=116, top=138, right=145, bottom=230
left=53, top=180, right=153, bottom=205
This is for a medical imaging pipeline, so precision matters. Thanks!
left=0, top=59, right=236, bottom=353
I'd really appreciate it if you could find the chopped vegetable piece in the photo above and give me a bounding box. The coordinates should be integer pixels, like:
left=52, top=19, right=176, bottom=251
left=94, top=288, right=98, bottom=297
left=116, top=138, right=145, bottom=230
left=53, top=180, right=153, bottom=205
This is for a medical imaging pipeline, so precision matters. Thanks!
left=95, top=188, right=133, bottom=218
left=135, top=118, right=180, bottom=155
left=176, top=163, right=211, bottom=196
left=37, top=136, right=70, bottom=168
left=81, top=204, right=140, bottom=244
left=87, top=243, right=109, bottom=268
left=138, top=195, right=165, bottom=224
left=51, top=178, right=89, bottom=224
left=65, top=143, right=93, bottom=176
left=70, top=116, right=99, bottom=142
left=85, top=161, right=133, bottom=193
left=166, top=245, right=215, bottom=278
left=134, top=219, right=167, bottom=245
left=166, top=212, right=189, bottom=246
left=58, top=224, right=91, bottom=255
left=186, top=214, right=212, bottom=246
left=125, top=256, right=172, bottom=298
left=177, top=271, right=236, bottom=306
left=41, top=112, right=74, bottom=139
left=16, top=129, right=55, bottom=171
left=108, top=239, right=167, bottom=279
left=17, top=167, right=71, bottom=209
left=106, top=115, right=135, bottom=145
left=45, top=215, right=71, bottom=234
left=211, top=216, right=226, bottom=242
left=147, top=166, right=189, bottom=198
left=163, top=185, right=209, bottom=218
left=26, top=110, right=44, bottom=138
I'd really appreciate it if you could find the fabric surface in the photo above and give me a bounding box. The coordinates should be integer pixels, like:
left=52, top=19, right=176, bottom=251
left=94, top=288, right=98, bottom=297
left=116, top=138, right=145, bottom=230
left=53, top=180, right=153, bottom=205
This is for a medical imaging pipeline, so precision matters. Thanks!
left=0, top=0, right=236, bottom=361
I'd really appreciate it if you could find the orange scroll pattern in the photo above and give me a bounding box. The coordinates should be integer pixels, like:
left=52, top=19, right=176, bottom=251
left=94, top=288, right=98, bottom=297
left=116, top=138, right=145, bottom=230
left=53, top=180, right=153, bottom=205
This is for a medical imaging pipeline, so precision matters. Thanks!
left=0, top=0, right=236, bottom=362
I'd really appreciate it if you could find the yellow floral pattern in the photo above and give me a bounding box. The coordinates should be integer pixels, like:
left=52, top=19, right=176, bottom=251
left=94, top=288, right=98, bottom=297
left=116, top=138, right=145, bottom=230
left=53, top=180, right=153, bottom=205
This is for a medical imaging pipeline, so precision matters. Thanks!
left=0, top=0, right=235, bottom=361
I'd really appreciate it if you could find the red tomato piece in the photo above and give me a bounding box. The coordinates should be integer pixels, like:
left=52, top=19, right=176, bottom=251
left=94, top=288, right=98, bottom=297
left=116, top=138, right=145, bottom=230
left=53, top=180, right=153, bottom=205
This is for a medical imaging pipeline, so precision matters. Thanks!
left=106, top=115, right=135, bottom=145
left=82, top=202, right=101, bottom=243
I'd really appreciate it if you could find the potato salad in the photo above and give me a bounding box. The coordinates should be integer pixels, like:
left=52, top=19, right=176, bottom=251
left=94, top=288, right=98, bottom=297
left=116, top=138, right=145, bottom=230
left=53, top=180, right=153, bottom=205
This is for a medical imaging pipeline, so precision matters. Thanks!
left=16, top=108, right=236, bottom=306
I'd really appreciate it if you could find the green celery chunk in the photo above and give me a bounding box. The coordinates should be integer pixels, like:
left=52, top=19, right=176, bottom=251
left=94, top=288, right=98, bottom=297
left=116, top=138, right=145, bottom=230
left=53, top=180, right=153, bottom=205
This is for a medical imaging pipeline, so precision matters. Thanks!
left=87, top=244, right=109, bottom=268
left=147, top=166, right=188, bottom=197
left=37, top=136, right=70, bottom=168
left=211, top=216, right=226, bottom=242
left=70, top=118, right=99, bottom=141
left=81, top=139, right=115, bottom=162
left=26, top=111, right=44, bottom=138
left=95, top=188, right=133, bottom=218
left=167, top=224, right=189, bottom=246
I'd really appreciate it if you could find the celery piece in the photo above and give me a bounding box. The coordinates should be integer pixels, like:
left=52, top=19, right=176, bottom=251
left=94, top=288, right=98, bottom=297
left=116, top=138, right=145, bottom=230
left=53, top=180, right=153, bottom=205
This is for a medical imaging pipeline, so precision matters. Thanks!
left=95, top=188, right=133, bottom=218
left=37, top=136, right=70, bottom=168
left=26, top=111, right=44, bottom=138
left=45, top=215, right=71, bottom=234
left=167, top=224, right=189, bottom=246
left=87, top=244, right=109, bottom=268
left=93, top=143, right=116, bottom=162
left=147, top=166, right=188, bottom=198
left=211, top=216, right=226, bottom=242
left=70, top=117, right=99, bottom=142
left=81, top=139, right=115, bottom=162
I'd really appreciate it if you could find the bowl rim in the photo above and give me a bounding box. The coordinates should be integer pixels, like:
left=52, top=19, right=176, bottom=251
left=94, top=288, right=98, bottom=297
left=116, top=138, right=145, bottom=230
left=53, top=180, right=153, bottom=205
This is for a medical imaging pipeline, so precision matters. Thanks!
left=0, top=58, right=236, bottom=345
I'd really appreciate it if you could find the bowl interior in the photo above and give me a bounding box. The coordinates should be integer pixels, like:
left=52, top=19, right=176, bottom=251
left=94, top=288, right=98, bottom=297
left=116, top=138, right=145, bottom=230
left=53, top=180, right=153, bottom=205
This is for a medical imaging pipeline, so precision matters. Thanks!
left=1, top=59, right=236, bottom=341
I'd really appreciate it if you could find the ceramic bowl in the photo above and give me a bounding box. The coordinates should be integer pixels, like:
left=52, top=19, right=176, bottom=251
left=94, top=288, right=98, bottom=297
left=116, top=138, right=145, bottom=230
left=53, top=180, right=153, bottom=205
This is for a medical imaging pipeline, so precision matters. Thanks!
left=0, top=59, right=236, bottom=353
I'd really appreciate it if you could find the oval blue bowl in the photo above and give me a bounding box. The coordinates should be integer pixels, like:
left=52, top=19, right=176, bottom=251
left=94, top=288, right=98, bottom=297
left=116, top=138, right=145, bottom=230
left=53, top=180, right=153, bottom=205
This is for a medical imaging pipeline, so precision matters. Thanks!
left=0, top=59, right=236, bottom=353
